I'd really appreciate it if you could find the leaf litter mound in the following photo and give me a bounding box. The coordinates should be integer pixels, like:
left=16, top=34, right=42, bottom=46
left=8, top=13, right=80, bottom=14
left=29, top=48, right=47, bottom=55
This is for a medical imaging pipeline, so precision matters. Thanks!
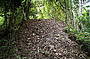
left=15, top=19, right=87, bottom=59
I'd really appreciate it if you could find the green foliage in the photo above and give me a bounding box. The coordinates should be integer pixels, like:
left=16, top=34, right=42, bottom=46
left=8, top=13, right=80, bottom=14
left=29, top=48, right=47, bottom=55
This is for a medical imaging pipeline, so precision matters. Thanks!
left=67, top=8, right=90, bottom=43
left=78, top=15, right=90, bottom=41
left=0, top=16, right=4, bottom=25
left=29, top=0, right=66, bottom=21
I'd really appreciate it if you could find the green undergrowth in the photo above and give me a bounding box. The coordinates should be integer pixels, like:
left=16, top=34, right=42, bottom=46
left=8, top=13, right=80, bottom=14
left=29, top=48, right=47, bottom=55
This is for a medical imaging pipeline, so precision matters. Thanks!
left=64, top=25, right=90, bottom=56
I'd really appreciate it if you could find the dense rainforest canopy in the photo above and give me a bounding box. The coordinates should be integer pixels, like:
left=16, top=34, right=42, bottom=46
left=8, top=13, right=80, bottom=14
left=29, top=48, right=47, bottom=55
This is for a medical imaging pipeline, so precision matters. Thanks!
left=0, top=0, right=90, bottom=59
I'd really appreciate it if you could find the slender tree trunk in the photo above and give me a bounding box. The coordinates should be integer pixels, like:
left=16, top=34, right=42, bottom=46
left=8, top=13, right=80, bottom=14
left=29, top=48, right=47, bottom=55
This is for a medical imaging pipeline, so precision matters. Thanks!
left=22, top=0, right=31, bottom=20
left=79, top=0, right=82, bottom=16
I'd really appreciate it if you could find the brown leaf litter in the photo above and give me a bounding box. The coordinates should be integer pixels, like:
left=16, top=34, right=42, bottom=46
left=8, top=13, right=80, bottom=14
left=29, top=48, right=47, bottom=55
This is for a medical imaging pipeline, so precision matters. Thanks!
left=14, top=19, right=87, bottom=59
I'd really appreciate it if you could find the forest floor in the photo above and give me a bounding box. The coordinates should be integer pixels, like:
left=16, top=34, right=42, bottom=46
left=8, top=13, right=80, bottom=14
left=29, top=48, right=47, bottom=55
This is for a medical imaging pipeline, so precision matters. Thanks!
left=0, top=19, right=88, bottom=59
